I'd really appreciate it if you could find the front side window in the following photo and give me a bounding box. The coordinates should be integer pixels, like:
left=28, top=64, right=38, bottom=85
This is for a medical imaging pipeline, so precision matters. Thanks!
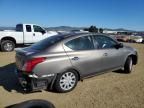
left=65, top=36, right=94, bottom=50
left=26, top=25, right=32, bottom=32
left=33, top=25, right=45, bottom=33
left=93, top=35, right=117, bottom=49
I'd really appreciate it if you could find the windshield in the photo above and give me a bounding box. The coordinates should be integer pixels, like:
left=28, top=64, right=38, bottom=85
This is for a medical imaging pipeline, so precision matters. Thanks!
left=29, top=35, right=65, bottom=50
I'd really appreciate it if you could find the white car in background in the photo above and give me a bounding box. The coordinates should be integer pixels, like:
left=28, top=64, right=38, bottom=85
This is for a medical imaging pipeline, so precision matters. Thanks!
left=0, top=24, right=58, bottom=51
left=130, top=35, right=143, bottom=43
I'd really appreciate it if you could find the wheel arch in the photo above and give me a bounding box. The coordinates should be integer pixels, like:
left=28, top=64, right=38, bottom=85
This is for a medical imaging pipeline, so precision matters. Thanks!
left=49, top=67, right=81, bottom=90
left=1, top=36, right=16, bottom=44
left=125, top=54, right=138, bottom=65
left=129, top=54, right=138, bottom=65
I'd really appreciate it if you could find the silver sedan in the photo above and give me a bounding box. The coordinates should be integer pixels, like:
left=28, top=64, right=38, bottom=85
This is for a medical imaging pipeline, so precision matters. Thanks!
left=15, top=33, right=138, bottom=93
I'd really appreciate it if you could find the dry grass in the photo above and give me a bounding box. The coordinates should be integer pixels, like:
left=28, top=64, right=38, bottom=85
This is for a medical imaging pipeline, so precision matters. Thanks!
left=0, top=43, right=144, bottom=108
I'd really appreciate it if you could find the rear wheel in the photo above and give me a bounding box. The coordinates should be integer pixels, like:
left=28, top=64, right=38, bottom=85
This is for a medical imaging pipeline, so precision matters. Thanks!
left=1, top=40, right=15, bottom=52
left=124, top=56, right=133, bottom=73
left=54, top=70, right=78, bottom=93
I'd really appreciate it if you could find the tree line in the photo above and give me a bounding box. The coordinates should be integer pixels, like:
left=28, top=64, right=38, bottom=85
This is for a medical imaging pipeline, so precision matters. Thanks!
left=83, top=26, right=103, bottom=33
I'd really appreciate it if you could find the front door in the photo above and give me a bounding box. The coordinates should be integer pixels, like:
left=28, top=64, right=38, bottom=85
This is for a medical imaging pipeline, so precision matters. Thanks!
left=92, top=35, right=125, bottom=71
left=32, top=25, right=47, bottom=43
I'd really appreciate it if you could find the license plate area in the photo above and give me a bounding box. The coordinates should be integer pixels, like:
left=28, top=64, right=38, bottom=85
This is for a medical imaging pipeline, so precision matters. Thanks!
left=16, top=54, right=25, bottom=70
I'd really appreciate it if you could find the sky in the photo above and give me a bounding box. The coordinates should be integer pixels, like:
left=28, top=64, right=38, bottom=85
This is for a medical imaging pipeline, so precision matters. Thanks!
left=0, top=0, right=144, bottom=31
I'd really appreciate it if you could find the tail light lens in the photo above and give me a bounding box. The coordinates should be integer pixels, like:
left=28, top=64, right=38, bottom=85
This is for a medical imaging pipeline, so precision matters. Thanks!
left=23, top=57, right=46, bottom=73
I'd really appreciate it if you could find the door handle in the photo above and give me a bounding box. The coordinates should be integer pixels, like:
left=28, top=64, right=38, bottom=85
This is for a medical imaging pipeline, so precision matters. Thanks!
left=71, top=57, right=79, bottom=61
left=33, top=33, right=35, bottom=36
left=103, top=53, right=108, bottom=56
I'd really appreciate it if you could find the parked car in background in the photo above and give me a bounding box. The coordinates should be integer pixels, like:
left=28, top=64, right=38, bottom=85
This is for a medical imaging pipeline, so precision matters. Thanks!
left=115, top=35, right=130, bottom=42
left=129, top=35, right=143, bottom=43
left=0, top=24, right=58, bottom=52
left=15, top=33, right=138, bottom=93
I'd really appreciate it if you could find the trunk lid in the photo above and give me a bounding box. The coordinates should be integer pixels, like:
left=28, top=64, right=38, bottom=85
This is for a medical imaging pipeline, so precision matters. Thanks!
left=15, top=47, right=39, bottom=70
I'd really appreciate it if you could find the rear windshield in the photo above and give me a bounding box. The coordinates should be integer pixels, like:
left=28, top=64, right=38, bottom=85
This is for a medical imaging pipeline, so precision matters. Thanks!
left=29, top=35, right=65, bottom=50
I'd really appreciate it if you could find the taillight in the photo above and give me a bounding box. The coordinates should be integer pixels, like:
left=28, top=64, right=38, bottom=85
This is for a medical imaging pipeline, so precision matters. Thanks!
left=23, top=57, right=46, bottom=73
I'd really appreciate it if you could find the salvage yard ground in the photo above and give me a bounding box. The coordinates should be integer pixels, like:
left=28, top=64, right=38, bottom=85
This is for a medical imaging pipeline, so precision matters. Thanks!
left=0, top=43, right=144, bottom=108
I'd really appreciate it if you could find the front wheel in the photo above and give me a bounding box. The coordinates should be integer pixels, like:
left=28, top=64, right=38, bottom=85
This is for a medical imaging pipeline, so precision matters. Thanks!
left=1, top=40, right=15, bottom=52
left=124, top=57, right=133, bottom=73
left=54, top=70, right=78, bottom=93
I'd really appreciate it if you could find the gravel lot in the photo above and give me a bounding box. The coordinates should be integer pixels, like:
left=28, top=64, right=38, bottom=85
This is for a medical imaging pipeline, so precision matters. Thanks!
left=0, top=43, right=144, bottom=108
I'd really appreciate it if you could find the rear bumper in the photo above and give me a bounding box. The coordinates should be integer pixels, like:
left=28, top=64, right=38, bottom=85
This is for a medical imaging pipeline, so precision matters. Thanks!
left=15, top=69, right=56, bottom=92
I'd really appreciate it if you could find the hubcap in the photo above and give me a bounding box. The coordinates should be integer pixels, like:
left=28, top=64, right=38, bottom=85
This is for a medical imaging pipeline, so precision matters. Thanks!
left=59, top=72, right=76, bottom=91
left=129, top=59, right=133, bottom=71
left=4, top=43, right=13, bottom=51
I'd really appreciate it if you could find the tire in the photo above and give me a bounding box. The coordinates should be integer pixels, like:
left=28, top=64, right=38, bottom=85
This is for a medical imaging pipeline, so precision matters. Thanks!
left=54, top=70, right=78, bottom=93
left=124, top=56, right=133, bottom=73
left=1, top=40, right=15, bottom=52
left=6, top=99, right=55, bottom=108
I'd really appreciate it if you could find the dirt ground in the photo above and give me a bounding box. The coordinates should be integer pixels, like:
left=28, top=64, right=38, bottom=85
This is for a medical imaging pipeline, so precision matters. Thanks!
left=0, top=43, right=144, bottom=108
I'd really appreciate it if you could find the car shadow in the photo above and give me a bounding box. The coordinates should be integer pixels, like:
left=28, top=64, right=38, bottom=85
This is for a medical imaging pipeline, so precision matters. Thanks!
left=0, top=63, right=56, bottom=94
left=113, top=69, right=129, bottom=74
left=0, top=63, right=23, bottom=93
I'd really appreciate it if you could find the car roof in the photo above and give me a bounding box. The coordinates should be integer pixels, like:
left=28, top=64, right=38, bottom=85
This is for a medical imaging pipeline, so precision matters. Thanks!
left=59, top=32, right=118, bottom=43
left=57, top=32, right=107, bottom=39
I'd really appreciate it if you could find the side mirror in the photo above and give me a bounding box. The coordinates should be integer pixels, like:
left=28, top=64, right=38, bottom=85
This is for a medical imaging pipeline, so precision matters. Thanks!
left=114, top=43, right=123, bottom=49
left=41, top=30, right=46, bottom=34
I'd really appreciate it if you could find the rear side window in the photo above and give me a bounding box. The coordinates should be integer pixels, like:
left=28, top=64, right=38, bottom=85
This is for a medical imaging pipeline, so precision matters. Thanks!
left=16, top=24, right=23, bottom=32
left=26, top=25, right=32, bottom=32
left=65, top=36, right=94, bottom=50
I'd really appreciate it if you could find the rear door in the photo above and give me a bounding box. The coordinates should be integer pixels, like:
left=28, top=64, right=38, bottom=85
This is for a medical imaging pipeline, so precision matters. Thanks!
left=63, top=35, right=103, bottom=77
left=92, top=35, right=125, bottom=71
left=23, top=25, right=33, bottom=43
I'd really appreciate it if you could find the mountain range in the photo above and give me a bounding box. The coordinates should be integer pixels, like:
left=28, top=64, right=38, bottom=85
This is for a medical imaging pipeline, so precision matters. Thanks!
left=0, top=26, right=142, bottom=32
